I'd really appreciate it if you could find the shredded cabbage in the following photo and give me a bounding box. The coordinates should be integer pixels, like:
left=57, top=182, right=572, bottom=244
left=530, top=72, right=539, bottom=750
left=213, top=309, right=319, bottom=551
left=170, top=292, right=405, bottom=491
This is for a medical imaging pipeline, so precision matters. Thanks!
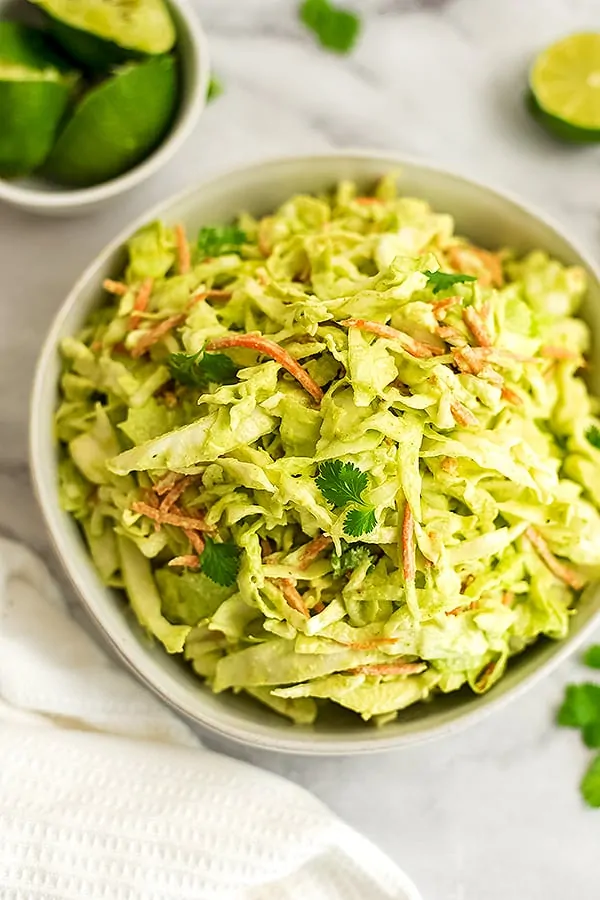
left=55, top=174, right=600, bottom=726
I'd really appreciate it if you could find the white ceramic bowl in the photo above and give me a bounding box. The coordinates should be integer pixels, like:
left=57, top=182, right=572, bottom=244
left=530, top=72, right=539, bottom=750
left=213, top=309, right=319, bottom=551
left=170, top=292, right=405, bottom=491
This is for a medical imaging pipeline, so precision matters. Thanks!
left=0, top=0, right=209, bottom=216
left=30, top=152, right=600, bottom=754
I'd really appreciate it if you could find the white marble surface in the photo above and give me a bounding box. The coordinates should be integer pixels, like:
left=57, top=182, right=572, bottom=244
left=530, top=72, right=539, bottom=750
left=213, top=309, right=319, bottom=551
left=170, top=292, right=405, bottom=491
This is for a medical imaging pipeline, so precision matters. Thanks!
left=2, top=0, right=600, bottom=897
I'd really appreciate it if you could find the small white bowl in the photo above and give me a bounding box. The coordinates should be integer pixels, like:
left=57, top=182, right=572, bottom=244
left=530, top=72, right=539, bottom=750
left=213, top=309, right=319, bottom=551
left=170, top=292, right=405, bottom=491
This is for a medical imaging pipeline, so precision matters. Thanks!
left=0, top=0, right=209, bottom=216
left=30, top=152, right=600, bottom=753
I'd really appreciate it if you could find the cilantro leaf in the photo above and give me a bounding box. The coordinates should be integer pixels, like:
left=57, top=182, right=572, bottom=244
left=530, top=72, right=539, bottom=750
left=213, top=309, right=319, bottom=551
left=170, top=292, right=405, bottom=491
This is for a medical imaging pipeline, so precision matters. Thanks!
left=586, top=425, right=600, bottom=451
left=583, top=645, right=600, bottom=669
left=344, top=506, right=377, bottom=538
left=200, top=536, right=241, bottom=587
left=168, top=350, right=238, bottom=388
left=557, top=683, right=600, bottom=728
left=207, top=74, right=223, bottom=102
left=197, top=225, right=247, bottom=258
left=424, top=270, right=477, bottom=294
left=581, top=754, right=600, bottom=808
left=583, top=721, right=600, bottom=749
left=331, top=541, right=375, bottom=577
left=299, top=0, right=361, bottom=54
left=316, top=459, right=368, bottom=507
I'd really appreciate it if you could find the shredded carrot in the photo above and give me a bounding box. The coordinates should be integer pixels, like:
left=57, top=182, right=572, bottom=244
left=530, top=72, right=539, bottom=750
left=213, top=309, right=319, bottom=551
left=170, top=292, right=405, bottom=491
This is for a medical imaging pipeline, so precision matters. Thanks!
left=432, top=295, right=460, bottom=317
left=161, top=477, right=193, bottom=513
left=206, top=333, right=323, bottom=403
left=162, top=391, right=179, bottom=409
left=103, top=278, right=128, bottom=296
left=440, top=456, right=459, bottom=475
left=188, top=289, right=233, bottom=309
left=168, top=555, right=200, bottom=568
left=341, top=637, right=399, bottom=650
left=463, top=307, right=492, bottom=348
left=175, top=223, right=191, bottom=275
left=131, top=314, right=185, bottom=359
left=450, top=400, right=478, bottom=427
left=274, top=578, right=310, bottom=618
left=447, top=601, right=478, bottom=616
left=448, top=246, right=504, bottom=288
left=131, top=501, right=211, bottom=533
left=185, top=529, right=205, bottom=556
left=453, top=346, right=485, bottom=375
left=153, top=472, right=180, bottom=496
left=437, top=325, right=467, bottom=345
left=341, top=318, right=444, bottom=359
left=502, top=591, right=515, bottom=606
left=475, top=660, right=498, bottom=691
left=129, top=277, right=154, bottom=330
left=91, top=340, right=102, bottom=353
left=298, top=535, right=333, bottom=570
left=402, top=502, right=416, bottom=584
left=525, top=526, right=585, bottom=590
left=540, top=346, right=581, bottom=361
left=355, top=196, right=384, bottom=205
left=312, top=600, right=326, bottom=614
left=501, top=384, right=523, bottom=406
left=349, top=662, right=427, bottom=676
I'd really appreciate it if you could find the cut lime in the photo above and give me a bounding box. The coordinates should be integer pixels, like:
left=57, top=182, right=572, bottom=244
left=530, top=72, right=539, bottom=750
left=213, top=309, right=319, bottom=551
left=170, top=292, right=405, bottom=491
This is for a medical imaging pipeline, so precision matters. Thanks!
left=0, top=22, right=77, bottom=177
left=45, top=55, right=178, bottom=187
left=30, top=0, right=176, bottom=70
left=529, top=32, right=600, bottom=142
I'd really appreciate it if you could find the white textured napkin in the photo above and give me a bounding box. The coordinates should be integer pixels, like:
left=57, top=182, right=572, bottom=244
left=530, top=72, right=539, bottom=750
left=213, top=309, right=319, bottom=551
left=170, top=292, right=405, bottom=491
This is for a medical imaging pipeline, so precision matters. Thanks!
left=0, top=538, right=421, bottom=900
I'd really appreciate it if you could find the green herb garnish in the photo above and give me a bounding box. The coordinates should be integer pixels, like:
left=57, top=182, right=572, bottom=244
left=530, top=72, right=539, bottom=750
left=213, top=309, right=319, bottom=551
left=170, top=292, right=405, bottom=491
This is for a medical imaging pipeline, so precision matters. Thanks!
left=316, top=459, right=368, bottom=507
left=316, top=459, right=376, bottom=537
left=584, top=645, right=600, bottom=669
left=586, top=425, right=600, bottom=451
left=344, top=506, right=377, bottom=538
left=582, top=755, right=600, bottom=808
left=424, top=270, right=477, bottom=294
left=557, top=679, right=600, bottom=806
left=197, top=225, right=247, bottom=258
left=557, top=683, right=600, bottom=728
left=331, top=541, right=375, bottom=578
left=201, top=535, right=241, bottom=587
left=299, top=0, right=361, bottom=54
left=168, top=350, right=238, bottom=388
left=331, top=541, right=375, bottom=577
left=207, top=74, right=223, bottom=102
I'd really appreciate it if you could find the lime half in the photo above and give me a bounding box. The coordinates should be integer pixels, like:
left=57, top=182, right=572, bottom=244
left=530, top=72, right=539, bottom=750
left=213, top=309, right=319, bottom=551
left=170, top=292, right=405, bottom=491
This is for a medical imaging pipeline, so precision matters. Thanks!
left=31, top=0, right=176, bottom=70
left=0, top=22, right=76, bottom=177
left=45, top=55, right=178, bottom=187
left=529, top=32, right=600, bottom=142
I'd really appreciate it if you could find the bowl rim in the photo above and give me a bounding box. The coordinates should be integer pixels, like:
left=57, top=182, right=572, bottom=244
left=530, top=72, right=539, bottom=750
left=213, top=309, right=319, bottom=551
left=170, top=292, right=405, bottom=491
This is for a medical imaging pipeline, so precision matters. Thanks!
left=0, top=0, right=210, bottom=211
left=30, top=149, right=600, bottom=754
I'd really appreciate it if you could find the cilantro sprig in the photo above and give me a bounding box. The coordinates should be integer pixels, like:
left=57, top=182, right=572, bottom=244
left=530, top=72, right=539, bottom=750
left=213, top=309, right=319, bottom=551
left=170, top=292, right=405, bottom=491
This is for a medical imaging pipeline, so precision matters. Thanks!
left=200, top=536, right=241, bottom=587
left=168, top=350, right=238, bottom=388
left=582, top=756, right=600, bottom=808
left=197, top=225, right=247, bottom=258
left=586, top=424, right=600, bottom=451
left=424, top=270, right=477, bottom=294
left=331, top=541, right=375, bottom=578
left=315, top=459, right=376, bottom=537
left=299, top=0, right=361, bottom=54
left=557, top=646, right=600, bottom=807
left=584, top=645, right=600, bottom=669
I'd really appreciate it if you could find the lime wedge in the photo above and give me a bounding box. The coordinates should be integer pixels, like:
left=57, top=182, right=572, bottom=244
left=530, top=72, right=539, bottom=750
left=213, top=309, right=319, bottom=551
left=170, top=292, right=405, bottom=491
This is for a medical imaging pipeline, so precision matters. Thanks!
left=0, top=22, right=76, bottom=177
left=45, top=55, right=178, bottom=187
left=30, top=0, right=176, bottom=70
left=529, top=32, right=600, bottom=142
